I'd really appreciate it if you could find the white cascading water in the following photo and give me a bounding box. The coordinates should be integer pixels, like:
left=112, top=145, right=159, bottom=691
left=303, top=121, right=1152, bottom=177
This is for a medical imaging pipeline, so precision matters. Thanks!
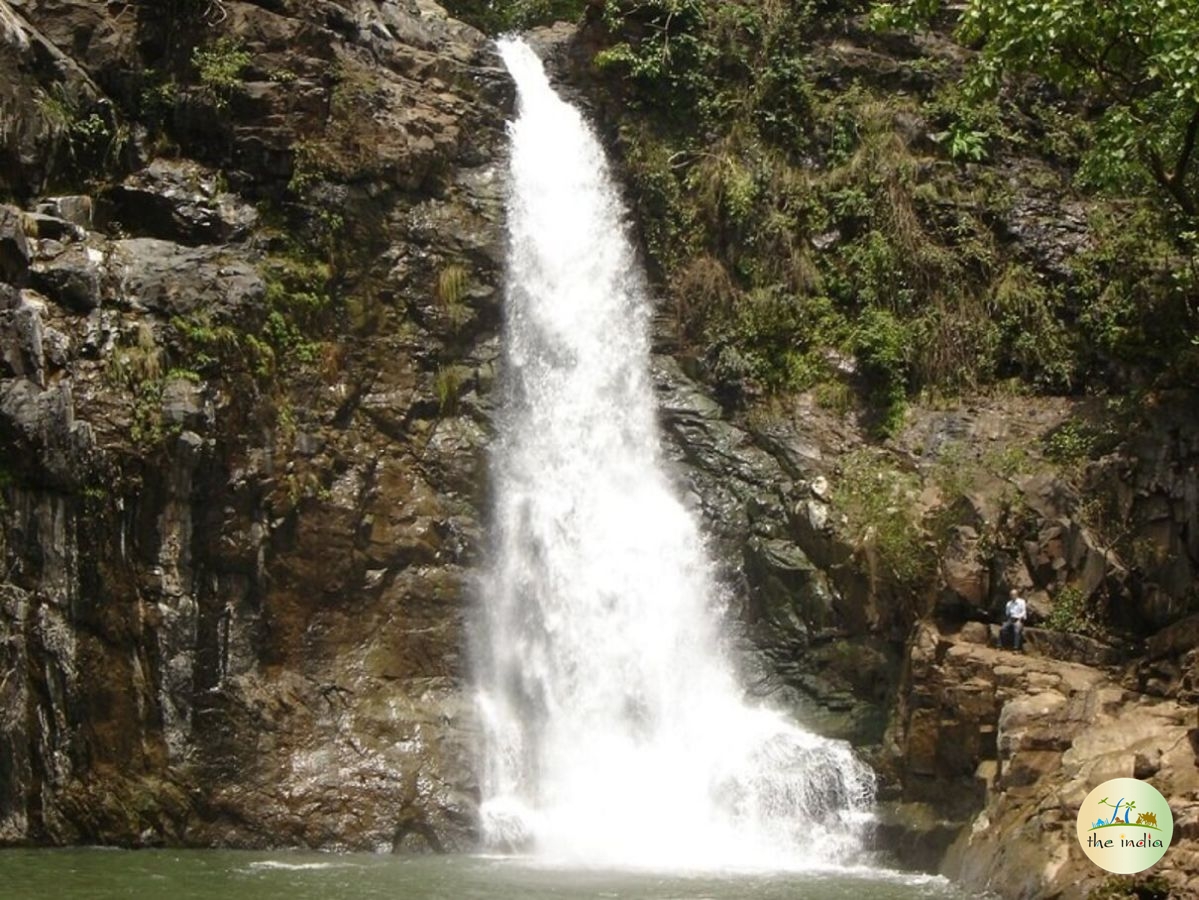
left=475, top=38, right=875, bottom=870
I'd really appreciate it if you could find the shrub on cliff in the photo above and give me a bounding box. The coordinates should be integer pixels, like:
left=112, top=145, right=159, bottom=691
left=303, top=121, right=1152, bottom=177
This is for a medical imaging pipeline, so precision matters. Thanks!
left=440, top=0, right=590, bottom=32
left=592, top=0, right=1198, bottom=411
left=832, top=449, right=933, bottom=588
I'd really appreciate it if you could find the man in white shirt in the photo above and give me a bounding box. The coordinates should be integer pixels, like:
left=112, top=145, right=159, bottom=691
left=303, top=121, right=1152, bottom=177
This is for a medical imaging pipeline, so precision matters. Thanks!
left=1001, top=588, right=1027, bottom=652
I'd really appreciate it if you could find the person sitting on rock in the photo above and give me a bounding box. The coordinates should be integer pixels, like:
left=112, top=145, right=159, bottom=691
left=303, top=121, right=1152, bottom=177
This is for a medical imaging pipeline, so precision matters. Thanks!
left=999, top=588, right=1027, bottom=652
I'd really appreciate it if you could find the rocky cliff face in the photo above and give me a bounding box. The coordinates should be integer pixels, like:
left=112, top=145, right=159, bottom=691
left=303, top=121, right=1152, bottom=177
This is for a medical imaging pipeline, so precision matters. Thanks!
left=654, top=353, right=1199, bottom=897
left=1, top=2, right=1197, bottom=898
left=0, top=0, right=510, bottom=852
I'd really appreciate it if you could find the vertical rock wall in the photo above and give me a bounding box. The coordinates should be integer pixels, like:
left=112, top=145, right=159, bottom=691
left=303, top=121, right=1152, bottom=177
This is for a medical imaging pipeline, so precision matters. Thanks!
left=0, top=0, right=510, bottom=851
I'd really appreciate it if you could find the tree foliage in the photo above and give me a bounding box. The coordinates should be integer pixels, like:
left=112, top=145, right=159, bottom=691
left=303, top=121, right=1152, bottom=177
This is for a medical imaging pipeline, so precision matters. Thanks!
left=873, top=0, right=1199, bottom=221
left=438, top=0, right=589, bottom=32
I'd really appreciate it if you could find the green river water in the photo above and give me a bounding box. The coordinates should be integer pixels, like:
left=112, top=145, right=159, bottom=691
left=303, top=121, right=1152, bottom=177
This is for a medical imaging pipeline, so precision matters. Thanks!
left=0, top=850, right=969, bottom=899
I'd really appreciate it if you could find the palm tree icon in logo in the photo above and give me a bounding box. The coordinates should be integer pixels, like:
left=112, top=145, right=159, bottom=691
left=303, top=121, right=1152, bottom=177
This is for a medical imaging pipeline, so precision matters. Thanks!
left=1101, top=797, right=1133, bottom=824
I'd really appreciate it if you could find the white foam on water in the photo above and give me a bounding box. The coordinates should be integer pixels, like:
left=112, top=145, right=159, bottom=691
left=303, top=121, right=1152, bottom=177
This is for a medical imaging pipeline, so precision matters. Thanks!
left=243, top=860, right=347, bottom=872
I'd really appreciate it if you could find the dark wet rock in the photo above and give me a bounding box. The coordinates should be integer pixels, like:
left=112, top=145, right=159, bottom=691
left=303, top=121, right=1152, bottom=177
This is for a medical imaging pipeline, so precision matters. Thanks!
left=105, top=160, right=259, bottom=246
left=938, top=527, right=988, bottom=616
left=1000, top=189, right=1092, bottom=280
left=0, top=379, right=92, bottom=486
left=40, top=324, right=71, bottom=370
left=160, top=376, right=212, bottom=431
left=0, top=0, right=506, bottom=855
left=1147, top=613, right=1199, bottom=659
left=524, top=21, right=593, bottom=106
left=35, top=197, right=94, bottom=230
left=872, top=801, right=962, bottom=871
left=0, top=205, right=30, bottom=285
left=30, top=244, right=104, bottom=312
left=745, top=536, right=836, bottom=639
left=651, top=357, right=902, bottom=749
left=0, top=304, right=45, bottom=386
left=22, top=212, right=87, bottom=243
left=107, top=239, right=264, bottom=317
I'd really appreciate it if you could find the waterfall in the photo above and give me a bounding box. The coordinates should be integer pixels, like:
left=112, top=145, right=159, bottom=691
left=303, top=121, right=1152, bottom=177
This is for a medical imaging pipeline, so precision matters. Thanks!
left=474, top=38, right=875, bottom=870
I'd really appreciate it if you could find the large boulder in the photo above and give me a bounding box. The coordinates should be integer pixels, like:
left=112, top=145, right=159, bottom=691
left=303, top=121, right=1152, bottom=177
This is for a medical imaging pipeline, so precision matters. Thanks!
left=31, top=243, right=104, bottom=312
left=105, top=160, right=259, bottom=245
left=107, top=239, right=264, bottom=317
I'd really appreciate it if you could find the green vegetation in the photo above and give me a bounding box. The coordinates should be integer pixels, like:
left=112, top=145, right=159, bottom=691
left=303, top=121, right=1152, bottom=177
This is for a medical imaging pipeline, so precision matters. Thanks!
left=170, top=251, right=333, bottom=388
left=1043, top=420, right=1098, bottom=465
left=852, top=307, right=909, bottom=435
left=173, top=312, right=269, bottom=378
left=1042, top=412, right=1126, bottom=466
left=261, top=255, right=332, bottom=365
left=287, top=139, right=326, bottom=196
left=981, top=444, right=1034, bottom=480
left=280, top=468, right=331, bottom=512
left=439, top=0, right=589, bottom=32
left=105, top=324, right=176, bottom=448
left=1072, top=209, right=1199, bottom=383
left=831, top=450, right=933, bottom=587
left=137, top=72, right=181, bottom=135
left=163, top=244, right=341, bottom=460
left=1087, top=873, right=1171, bottom=900
left=937, top=122, right=987, bottom=164
left=1044, top=583, right=1100, bottom=635
left=79, top=484, right=107, bottom=503
left=192, top=38, right=251, bottom=109
left=919, top=439, right=1040, bottom=556
left=437, top=264, right=473, bottom=332
left=583, top=4, right=997, bottom=429
left=29, top=85, right=130, bottom=185
left=582, top=0, right=1197, bottom=430
left=434, top=365, right=468, bottom=416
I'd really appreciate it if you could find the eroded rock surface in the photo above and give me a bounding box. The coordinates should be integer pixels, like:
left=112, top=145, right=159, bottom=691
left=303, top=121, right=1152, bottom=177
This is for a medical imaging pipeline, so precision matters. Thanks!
left=0, top=0, right=504, bottom=852
left=885, top=623, right=1199, bottom=898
